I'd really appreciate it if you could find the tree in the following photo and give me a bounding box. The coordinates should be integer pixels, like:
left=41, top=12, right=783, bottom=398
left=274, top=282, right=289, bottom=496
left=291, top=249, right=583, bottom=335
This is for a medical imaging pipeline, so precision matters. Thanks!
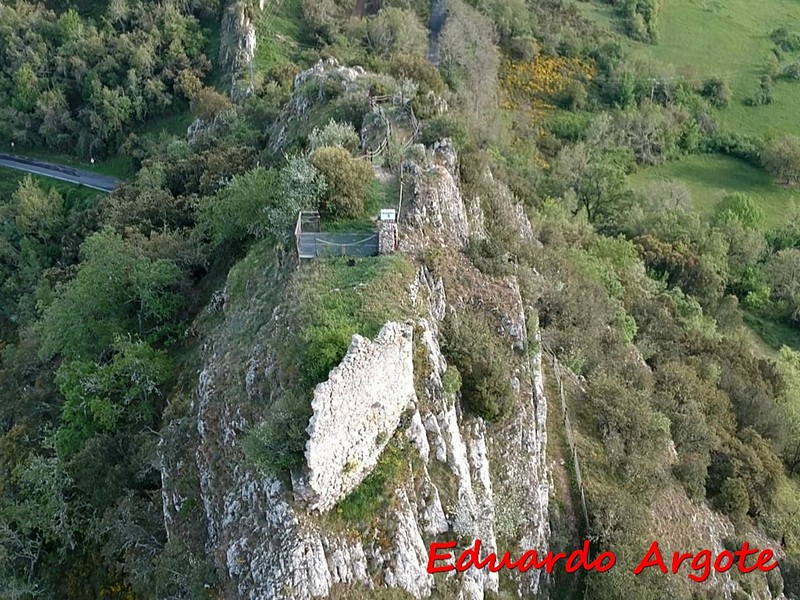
left=277, top=156, right=326, bottom=235
left=439, top=0, right=500, bottom=124
left=308, top=119, right=360, bottom=153
left=310, top=147, right=373, bottom=219
left=442, top=311, right=514, bottom=421
left=763, top=135, right=800, bottom=185
left=767, top=248, right=800, bottom=322
left=190, top=86, right=233, bottom=121
left=364, top=8, right=428, bottom=58
left=775, top=346, right=800, bottom=474
left=55, top=336, right=170, bottom=459
left=550, top=142, right=632, bottom=223
left=701, top=77, right=732, bottom=107
left=38, top=229, right=182, bottom=360
left=198, top=167, right=279, bottom=245
left=714, top=193, right=766, bottom=229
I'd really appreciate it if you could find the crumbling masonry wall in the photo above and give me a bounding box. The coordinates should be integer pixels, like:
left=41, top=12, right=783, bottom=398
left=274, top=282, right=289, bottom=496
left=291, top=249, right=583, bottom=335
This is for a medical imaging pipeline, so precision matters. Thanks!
left=293, top=322, right=417, bottom=513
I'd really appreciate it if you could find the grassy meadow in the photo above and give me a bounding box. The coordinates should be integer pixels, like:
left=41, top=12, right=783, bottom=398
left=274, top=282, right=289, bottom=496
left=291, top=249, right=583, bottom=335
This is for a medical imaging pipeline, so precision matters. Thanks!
left=584, top=0, right=800, bottom=137
left=630, top=154, right=800, bottom=227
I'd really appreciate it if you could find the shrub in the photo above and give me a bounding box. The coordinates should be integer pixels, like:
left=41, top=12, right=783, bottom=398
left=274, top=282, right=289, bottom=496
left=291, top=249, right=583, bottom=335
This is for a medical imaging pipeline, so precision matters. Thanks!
left=783, top=554, right=800, bottom=599
left=308, top=119, right=360, bottom=153
left=190, top=86, right=233, bottom=121
left=442, top=366, right=462, bottom=396
left=714, top=477, right=750, bottom=521
left=388, top=54, right=446, bottom=96
left=557, top=80, right=588, bottom=111
left=766, top=248, right=800, bottom=323
left=508, top=36, right=539, bottom=61
left=620, top=0, right=660, bottom=43
left=198, top=168, right=280, bottom=245
left=547, top=112, right=593, bottom=141
left=364, top=7, right=428, bottom=58
left=244, top=392, right=312, bottom=475
left=746, top=74, right=774, bottom=106
left=782, top=62, right=800, bottom=81
left=465, top=236, right=513, bottom=276
left=310, top=146, right=374, bottom=219
left=701, top=77, right=731, bottom=107
left=442, top=311, right=514, bottom=421
left=420, top=114, right=470, bottom=148
left=704, top=130, right=765, bottom=167
left=279, top=155, right=327, bottom=226
left=771, top=27, right=800, bottom=52
left=763, top=135, right=800, bottom=185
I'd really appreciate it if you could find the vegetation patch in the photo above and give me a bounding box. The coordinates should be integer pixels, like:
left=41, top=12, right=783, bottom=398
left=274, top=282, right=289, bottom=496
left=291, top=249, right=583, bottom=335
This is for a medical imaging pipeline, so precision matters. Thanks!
left=334, top=437, right=408, bottom=526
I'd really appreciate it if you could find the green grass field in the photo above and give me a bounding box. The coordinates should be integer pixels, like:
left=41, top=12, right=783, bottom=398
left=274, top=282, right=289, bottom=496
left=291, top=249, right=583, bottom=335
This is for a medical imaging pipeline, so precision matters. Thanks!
left=255, top=0, right=306, bottom=73
left=583, top=0, right=800, bottom=137
left=630, top=154, right=799, bottom=227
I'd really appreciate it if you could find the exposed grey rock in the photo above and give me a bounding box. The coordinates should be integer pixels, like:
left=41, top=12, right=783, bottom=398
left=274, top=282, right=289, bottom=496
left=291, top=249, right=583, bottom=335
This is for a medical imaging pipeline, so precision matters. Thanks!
left=401, top=163, right=470, bottom=251
left=383, top=489, right=435, bottom=597
left=219, top=1, right=257, bottom=101
left=160, top=136, right=556, bottom=600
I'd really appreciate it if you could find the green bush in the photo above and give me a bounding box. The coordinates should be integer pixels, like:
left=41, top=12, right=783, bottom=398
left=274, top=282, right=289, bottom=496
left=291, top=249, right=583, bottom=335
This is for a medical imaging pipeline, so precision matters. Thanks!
left=746, top=74, right=774, bottom=106
left=771, top=27, right=800, bottom=52
left=310, top=146, right=374, bottom=219
left=363, top=7, right=428, bottom=58
left=703, top=130, right=765, bottom=167
left=442, top=311, right=514, bottom=421
left=714, top=477, right=750, bottom=520
left=198, top=168, right=280, bottom=245
left=701, top=77, right=732, bottom=107
left=547, top=112, right=593, bottom=141
left=244, top=392, right=312, bottom=475
left=420, top=114, right=470, bottom=148
left=308, top=119, right=361, bottom=153
left=557, top=80, right=588, bottom=111
left=388, top=54, right=446, bottom=96
left=763, top=135, right=800, bottom=185
left=442, top=366, right=462, bottom=396
left=783, top=555, right=800, bottom=599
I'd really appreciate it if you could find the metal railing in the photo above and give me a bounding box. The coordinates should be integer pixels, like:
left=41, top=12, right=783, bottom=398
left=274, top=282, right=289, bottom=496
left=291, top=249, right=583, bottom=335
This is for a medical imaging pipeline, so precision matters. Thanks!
left=295, top=211, right=379, bottom=258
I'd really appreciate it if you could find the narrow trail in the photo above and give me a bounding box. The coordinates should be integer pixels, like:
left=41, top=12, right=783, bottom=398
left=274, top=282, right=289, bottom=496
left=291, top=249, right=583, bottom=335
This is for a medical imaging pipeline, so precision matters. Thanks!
left=0, top=153, right=122, bottom=192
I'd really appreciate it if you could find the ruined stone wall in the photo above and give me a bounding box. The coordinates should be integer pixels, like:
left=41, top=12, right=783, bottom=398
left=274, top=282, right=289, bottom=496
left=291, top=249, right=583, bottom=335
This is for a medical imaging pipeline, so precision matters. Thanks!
left=293, top=322, right=417, bottom=513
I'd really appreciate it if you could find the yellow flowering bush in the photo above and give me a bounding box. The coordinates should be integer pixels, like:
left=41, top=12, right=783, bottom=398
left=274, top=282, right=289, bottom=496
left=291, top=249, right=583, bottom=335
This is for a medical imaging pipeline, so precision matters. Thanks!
left=500, top=56, right=596, bottom=110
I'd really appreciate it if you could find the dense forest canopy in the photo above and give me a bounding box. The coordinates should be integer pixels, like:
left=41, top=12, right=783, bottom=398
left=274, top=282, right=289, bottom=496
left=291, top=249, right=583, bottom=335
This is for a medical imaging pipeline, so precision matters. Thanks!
left=0, top=0, right=217, bottom=156
left=1, top=0, right=800, bottom=598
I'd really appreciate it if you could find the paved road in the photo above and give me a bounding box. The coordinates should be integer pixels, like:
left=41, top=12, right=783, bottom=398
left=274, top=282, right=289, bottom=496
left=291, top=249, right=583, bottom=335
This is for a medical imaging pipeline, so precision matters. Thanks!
left=427, top=0, right=446, bottom=67
left=0, top=153, right=122, bottom=192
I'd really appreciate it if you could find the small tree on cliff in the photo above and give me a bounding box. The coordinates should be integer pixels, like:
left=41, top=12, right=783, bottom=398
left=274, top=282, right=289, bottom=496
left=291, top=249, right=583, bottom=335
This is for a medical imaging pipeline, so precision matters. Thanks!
left=310, top=146, right=373, bottom=219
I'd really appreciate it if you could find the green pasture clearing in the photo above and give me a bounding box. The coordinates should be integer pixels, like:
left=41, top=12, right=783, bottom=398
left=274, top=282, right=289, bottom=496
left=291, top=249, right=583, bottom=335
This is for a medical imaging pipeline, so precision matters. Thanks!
left=254, top=0, right=307, bottom=73
left=630, top=153, right=799, bottom=228
left=583, top=0, right=800, bottom=137
left=744, top=309, right=800, bottom=353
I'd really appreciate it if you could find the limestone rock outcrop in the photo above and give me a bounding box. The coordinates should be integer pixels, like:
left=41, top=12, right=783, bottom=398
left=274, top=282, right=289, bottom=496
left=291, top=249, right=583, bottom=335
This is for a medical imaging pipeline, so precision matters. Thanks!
left=160, top=121, right=553, bottom=599
left=219, top=1, right=257, bottom=101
